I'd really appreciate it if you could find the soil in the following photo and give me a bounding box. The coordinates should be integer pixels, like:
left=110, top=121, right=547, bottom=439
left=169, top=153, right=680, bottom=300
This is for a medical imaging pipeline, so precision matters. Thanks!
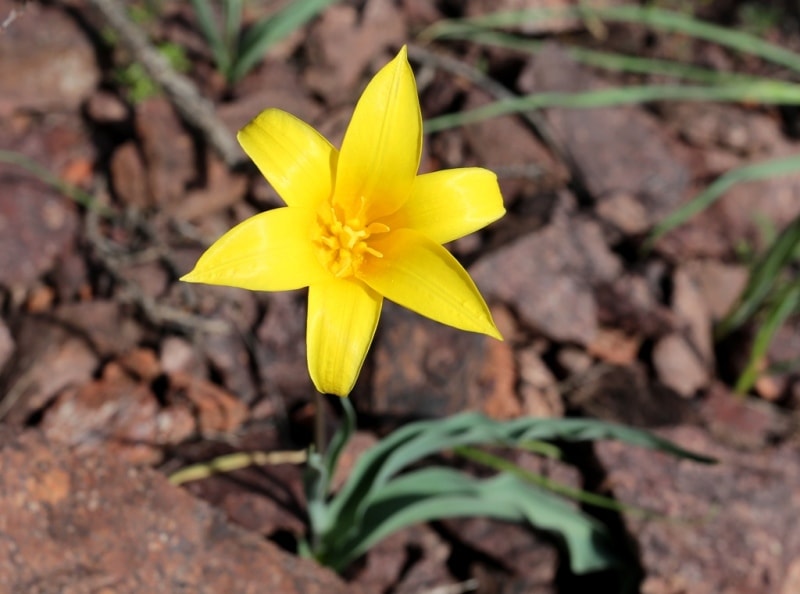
left=1, top=1, right=800, bottom=593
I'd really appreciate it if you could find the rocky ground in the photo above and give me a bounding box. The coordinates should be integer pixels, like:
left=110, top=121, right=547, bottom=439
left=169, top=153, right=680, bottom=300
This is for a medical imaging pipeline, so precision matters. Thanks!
left=1, top=0, right=800, bottom=593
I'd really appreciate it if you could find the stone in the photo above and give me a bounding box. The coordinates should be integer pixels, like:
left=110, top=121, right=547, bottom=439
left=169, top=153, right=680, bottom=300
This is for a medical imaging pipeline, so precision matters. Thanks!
left=0, top=2, right=99, bottom=114
left=471, top=215, right=621, bottom=345
left=518, top=44, right=689, bottom=225
left=652, top=333, right=710, bottom=398
left=597, top=426, right=800, bottom=594
left=0, top=430, right=354, bottom=593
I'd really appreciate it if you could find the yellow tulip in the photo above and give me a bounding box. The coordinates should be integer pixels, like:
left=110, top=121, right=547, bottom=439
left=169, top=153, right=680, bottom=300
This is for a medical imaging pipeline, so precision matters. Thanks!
left=182, top=47, right=505, bottom=396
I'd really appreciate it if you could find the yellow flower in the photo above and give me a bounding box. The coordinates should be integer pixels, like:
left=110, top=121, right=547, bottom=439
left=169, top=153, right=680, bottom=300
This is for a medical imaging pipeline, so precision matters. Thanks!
left=181, top=47, right=505, bottom=397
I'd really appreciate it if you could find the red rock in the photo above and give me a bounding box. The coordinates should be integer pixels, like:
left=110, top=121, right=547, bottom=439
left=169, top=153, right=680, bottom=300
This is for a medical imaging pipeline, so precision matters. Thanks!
left=0, top=3, right=99, bottom=115
left=0, top=430, right=354, bottom=593
left=700, top=382, right=789, bottom=450
left=110, top=141, right=150, bottom=208
left=0, top=315, right=98, bottom=425
left=135, top=97, right=195, bottom=207
left=597, top=426, right=800, bottom=594
left=0, top=135, right=80, bottom=289
left=683, top=260, right=748, bottom=320
left=518, top=347, right=564, bottom=418
left=41, top=362, right=164, bottom=465
left=519, top=44, right=689, bottom=225
left=304, top=0, right=407, bottom=104
left=0, top=318, right=13, bottom=371
left=471, top=215, right=621, bottom=345
left=369, top=302, right=495, bottom=418
left=167, top=372, right=248, bottom=437
left=653, top=333, right=710, bottom=398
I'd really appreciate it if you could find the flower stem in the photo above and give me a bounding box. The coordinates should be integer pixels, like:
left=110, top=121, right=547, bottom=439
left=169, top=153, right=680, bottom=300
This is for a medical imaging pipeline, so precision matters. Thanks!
left=314, top=391, right=326, bottom=455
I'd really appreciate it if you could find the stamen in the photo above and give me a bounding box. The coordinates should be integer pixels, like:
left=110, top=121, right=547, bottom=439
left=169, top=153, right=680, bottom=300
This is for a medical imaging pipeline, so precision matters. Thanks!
left=313, top=200, right=390, bottom=278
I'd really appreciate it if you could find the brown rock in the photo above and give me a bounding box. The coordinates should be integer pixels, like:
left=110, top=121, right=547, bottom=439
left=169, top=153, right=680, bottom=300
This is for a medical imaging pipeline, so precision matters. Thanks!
left=683, top=260, right=748, bottom=320
left=567, top=363, right=696, bottom=427
left=672, top=267, right=715, bottom=366
left=471, top=215, right=621, bottom=345
left=304, top=0, right=407, bottom=104
left=369, top=302, right=496, bottom=418
left=166, top=154, right=248, bottom=222
left=135, top=97, right=195, bottom=207
left=653, top=333, right=710, bottom=397
left=220, top=60, right=322, bottom=134
left=167, top=372, right=248, bottom=438
left=52, top=300, right=144, bottom=357
left=461, top=87, right=567, bottom=201
left=701, top=382, right=790, bottom=450
left=466, top=0, right=621, bottom=35
left=0, top=315, right=98, bottom=425
left=597, top=426, right=800, bottom=594
left=595, top=191, right=651, bottom=236
left=85, top=89, right=129, bottom=124
left=519, top=44, right=689, bottom=225
left=586, top=326, right=642, bottom=365
left=41, top=362, right=163, bottom=465
left=480, top=330, right=520, bottom=420
left=518, top=347, right=564, bottom=418
left=0, top=430, right=353, bottom=594
left=110, top=141, right=150, bottom=208
left=0, top=3, right=99, bottom=115
left=0, top=154, right=79, bottom=289
left=255, top=291, right=313, bottom=409
left=0, top=318, right=13, bottom=371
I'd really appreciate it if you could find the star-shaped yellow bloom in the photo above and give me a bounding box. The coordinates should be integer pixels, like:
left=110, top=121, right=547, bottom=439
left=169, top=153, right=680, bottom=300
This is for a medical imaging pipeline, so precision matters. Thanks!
left=182, top=47, right=505, bottom=397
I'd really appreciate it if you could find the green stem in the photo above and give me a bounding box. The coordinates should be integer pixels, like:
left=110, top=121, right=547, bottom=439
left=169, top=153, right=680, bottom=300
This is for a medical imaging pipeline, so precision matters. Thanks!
left=315, top=391, right=326, bottom=455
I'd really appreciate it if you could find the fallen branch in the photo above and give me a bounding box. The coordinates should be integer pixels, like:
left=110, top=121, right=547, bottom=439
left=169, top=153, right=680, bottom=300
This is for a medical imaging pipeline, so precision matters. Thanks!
left=84, top=0, right=243, bottom=168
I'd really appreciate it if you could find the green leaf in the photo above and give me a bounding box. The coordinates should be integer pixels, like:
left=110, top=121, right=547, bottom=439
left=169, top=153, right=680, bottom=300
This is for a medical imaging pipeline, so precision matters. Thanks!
left=424, top=81, right=800, bottom=133
left=735, top=280, right=800, bottom=393
left=423, top=5, right=800, bottom=74
left=648, top=155, right=800, bottom=251
left=717, top=214, right=800, bottom=337
left=190, top=0, right=230, bottom=74
left=320, top=413, right=712, bottom=568
left=325, top=468, right=618, bottom=574
left=231, top=0, right=337, bottom=83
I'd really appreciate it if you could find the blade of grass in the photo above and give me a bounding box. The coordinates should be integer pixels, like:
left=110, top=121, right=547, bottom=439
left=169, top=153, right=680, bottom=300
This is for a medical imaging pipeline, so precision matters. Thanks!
left=454, top=445, right=662, bottom=518
left=0, top=150, right=112, bottom=217
left=424, top=81, right=800, bottom=134
left=190, top=0, right=229, bottom=73
left=444, top=29, right=770, bottom=86
left=423, top=5, right=800, bottom=75
left=717, top=214, right=800, bottom=337
left=734, top=280, right=800, bottom=393
left=232, top=0, right=337, bottom=83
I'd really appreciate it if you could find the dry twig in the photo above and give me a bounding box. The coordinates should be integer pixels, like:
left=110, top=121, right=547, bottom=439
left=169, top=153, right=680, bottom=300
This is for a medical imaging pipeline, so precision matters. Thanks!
left=84, top=0, right=243, bottom=167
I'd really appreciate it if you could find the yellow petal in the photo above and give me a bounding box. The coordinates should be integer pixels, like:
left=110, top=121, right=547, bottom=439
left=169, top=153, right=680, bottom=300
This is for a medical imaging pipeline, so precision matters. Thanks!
left=383, top=168, right=506, bottom=244
left=334, top=46, right=421, bottom=220
left=358, top=229, right=502, bottom=339
left=307, top=279, right=383, bottom=397
left=238, top=109, right=337, bottom=209
left=181, top=207, right=329, bottom=291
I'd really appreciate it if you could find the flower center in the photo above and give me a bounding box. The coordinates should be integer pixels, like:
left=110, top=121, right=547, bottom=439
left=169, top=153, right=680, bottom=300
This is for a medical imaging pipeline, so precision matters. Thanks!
left=314, top=201, right=389, bottom=278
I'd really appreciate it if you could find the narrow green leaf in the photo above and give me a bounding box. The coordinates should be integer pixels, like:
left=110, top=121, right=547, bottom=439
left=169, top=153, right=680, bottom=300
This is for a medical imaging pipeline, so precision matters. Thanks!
left=454, top=445, right=659, bottom=517
left=327, top=469, right=616, bottom=574
left=423, top=5, right=800, bottom=75
left=648, top=154, right=800, bottom=251
left=190, top=0, right=230, bottom=73
left=325, top=413, right=713, bottom=553
left=231, top=0, right=337, bottom=83
left=717, top=214, right=800, bottom=337
left=436, top=29, right=767, bottom=86
left=424, top=81, right=800, bottom=134
left=735, top=281, right=800, bottom=393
